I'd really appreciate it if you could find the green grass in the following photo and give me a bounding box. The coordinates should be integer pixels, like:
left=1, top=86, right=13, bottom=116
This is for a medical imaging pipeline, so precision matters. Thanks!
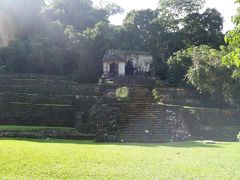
left=0, top=139, right=239, bottom=179
left=0, top=125, right=77, bottom=132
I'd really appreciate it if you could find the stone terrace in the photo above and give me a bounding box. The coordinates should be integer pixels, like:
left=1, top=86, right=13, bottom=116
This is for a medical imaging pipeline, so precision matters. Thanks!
left=0, top=74, right=98, bottom=127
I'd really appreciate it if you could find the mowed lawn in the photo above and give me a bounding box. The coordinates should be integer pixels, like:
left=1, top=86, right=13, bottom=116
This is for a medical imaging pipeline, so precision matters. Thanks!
left=0, top=139, right=240, bottom=179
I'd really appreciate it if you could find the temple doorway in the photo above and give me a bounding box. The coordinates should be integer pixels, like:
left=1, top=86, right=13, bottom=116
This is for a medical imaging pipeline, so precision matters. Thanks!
left=110, top=63, right=118, bottom=75
left=125, top=60, right=135, bottom=75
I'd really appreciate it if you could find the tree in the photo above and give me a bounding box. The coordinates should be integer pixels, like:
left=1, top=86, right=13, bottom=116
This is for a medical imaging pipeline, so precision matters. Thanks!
left=45, top=0, right=108, bottom=32
left=99, top=1, right=124, bottom=18
left=167, top=49, right=192, bottom=84
left=121, top=9, right=157, bottom=51
left=222, top=0, right=240, bottom=78
left=158, top=0, right=205, bottom=17
left=182, top=8, right=224, bottom=49
left=186, top=45, right=239, bottom=106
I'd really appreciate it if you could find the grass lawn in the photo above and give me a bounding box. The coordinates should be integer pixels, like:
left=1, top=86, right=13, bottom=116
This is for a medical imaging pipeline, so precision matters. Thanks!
left=0, top=139, right=239, bottom=179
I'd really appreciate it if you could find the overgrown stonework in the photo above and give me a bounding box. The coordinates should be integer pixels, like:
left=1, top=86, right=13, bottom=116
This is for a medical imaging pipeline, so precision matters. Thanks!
left=88, top=104, right=120, bottom=142
left=0, top=129, right=94, bottom=140
left=166, top=108, right=191, bottom=141
left=0, top=74, right=98, bottom=127
left=94, top=76, right=193, bottom=142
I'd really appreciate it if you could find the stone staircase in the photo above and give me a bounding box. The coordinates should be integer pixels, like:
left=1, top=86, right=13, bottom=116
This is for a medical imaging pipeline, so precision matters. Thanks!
left=129, top=87, right=153, bottom=103
left=96, top=76, right=240, bottom=142
left=116, top=103, right=170, bottom=142
left=113, top=86, right=170, bottom=142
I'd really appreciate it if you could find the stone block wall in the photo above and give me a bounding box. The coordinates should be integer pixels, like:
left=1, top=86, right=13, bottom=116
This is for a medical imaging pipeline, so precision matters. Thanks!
left=0, top=74, right=98, bottom=127
left=167, top=106, right=240, bottom=141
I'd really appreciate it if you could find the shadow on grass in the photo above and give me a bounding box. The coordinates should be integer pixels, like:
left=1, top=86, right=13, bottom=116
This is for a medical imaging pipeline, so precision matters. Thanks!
left=0, top=137, right=225, bottom=148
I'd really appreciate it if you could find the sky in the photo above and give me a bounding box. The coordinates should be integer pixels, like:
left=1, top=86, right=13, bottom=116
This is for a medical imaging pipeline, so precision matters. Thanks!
left=92, top=0, right=238, bottom=32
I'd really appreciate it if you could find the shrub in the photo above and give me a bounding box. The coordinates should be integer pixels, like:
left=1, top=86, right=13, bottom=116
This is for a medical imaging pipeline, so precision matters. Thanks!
left=116, top=87, right=130, bottom=102
left=167, top=49, right=192, bottom=84
left=152, top=88, right=161, bottom=103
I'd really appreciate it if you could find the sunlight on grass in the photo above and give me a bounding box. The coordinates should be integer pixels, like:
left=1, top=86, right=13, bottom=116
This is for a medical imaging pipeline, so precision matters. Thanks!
left=0, top=139, right=239, bottom=179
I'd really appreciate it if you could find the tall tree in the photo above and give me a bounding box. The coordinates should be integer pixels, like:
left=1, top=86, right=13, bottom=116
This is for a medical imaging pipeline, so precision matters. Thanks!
left=182, top=8, right=224, bottom=49
left=158, top=0, right=205, bottom=16
left=186, top=45, right=239, bottom=107
left=45, top=0, right=108, bottom=32
left=222, top=0, right=240, bottom=78
left=122, top=9, right=157, bottom=51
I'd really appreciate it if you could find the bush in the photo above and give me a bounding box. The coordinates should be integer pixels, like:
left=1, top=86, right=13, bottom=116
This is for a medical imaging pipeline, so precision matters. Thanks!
left=116, top=87, right=130, bottom=102
left=167, top=49, right=192, bottom=84
left=237, top=132, right=240, bottom=142
left=152, top=88, right=161, bottom=103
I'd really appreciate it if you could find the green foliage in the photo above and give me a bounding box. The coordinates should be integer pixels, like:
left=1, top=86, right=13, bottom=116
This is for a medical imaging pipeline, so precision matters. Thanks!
left=158, top=0, right=205, bottom=16
left=101, top=2, right=124, bottom=18
left=182, top=8, right=224, bottom=49
left=0, top=0, right=226, bottom=83
left=166, top=44, right=240, bottom=107
left=152, top=88, right=161, bottom=102
left=157, top=0, right=205, bottom=32
left=118, top=9, right=160, bottom=54
left=186, top=45, right=239, bottom=106
left=45, top=0, right=108, bottom=32
left=0, top=0, right=109, bottom=82
left=186, top=46, right=225, bottom=96
left=167, top=49, right=192, bottom=84
left=120, top=0, right=223, bottom=79
left=116, top=87, right=130, bottom=102
left=222, top=0, right=240, bottom=78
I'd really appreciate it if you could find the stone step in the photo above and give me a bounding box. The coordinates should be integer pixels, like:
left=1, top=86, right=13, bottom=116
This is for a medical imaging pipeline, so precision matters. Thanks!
left=112, top=103, right=170, bottom=142
left=0, top=84, right=97, bottom=96
left=0, top=93, right=97, bottom=105
left=0, top=93, right=76, bottom=104
left=0, top=74, right=69, bottom=80
left=0, top=78, right=79, bottom=86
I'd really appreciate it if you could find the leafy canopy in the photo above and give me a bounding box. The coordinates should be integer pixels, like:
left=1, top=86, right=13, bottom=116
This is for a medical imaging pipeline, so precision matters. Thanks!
left=222, top=0, right=240, bottom=78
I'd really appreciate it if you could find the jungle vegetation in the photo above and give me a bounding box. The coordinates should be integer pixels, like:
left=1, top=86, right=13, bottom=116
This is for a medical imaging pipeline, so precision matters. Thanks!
left=0, top=0, right=239, bottom=107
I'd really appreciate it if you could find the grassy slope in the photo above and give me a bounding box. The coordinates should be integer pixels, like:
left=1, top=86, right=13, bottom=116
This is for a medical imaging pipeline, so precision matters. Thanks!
left=0, top=139, right=239, bottom=179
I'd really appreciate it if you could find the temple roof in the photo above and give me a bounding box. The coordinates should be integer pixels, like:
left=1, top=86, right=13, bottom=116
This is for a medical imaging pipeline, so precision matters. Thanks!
left=102, top=49, right=151, bottom=63
left=102, top=49, right=126, bottom=63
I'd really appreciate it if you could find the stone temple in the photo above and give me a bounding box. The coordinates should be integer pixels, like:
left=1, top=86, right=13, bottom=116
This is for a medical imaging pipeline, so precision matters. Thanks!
left=102, top=49, right=153, bottom=76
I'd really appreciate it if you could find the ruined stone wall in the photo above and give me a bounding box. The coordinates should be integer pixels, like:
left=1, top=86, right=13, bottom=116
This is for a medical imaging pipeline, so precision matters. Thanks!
left=0, top=74, right=98, bottom=127
left=167, top=106, right=240, bottom=141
